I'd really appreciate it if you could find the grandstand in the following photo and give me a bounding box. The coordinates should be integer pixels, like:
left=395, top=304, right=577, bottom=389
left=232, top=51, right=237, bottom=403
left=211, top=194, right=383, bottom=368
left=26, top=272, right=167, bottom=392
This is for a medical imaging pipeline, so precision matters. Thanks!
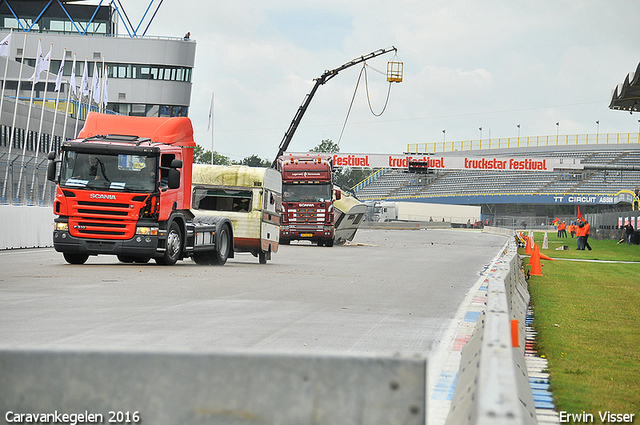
left=354, top=143, right=640, bottom=208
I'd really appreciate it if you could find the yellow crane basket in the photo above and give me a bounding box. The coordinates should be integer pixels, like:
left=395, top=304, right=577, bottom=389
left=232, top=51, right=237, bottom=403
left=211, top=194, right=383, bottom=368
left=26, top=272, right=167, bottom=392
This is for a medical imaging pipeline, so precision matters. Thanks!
left=387, top=59, right=403, bottom=83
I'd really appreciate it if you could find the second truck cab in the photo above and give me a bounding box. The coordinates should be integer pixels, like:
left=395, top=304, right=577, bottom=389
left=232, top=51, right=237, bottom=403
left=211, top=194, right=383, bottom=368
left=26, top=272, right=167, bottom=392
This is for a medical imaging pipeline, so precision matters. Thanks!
left=277, top=153, right=340, bottom=247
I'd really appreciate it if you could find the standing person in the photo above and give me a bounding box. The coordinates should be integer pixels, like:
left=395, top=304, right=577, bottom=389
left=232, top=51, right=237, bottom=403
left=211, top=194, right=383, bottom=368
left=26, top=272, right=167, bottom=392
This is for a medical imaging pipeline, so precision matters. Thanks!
left=624, top=221, right=635, bottom=245
left=576, top=219, right=586, bottom=250
left=583, top=219, right=592, bottom=251
left=569, top=221, right=576, bottom=238
left=560, top=221, right=567, bottom=238
left=634, top=186, right=640, bottom=211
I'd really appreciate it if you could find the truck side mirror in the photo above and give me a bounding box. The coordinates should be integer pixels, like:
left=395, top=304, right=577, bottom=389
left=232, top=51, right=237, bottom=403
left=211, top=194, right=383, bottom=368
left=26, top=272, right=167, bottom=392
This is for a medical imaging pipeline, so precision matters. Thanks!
left=47, top=152, right=58, bottom=182
left=170, top=159, right=183, bottom=169
left=167, top=168, right=181, bottom=189
left=334, top=189, right=342, bottom=201
left=47, top=161, right=57, bottom=182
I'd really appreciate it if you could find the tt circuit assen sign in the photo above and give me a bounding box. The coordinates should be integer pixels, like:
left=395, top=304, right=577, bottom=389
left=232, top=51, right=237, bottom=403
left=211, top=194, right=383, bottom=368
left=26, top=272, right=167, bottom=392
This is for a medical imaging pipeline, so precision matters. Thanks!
left=302, top=152, right=579, bottom=172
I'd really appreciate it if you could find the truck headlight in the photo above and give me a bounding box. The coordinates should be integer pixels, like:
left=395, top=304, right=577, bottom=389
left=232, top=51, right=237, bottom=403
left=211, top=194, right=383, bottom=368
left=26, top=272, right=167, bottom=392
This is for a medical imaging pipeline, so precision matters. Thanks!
left=136, top=226, right=159, bottom=236
left=54, top=222, right=69, bottom=231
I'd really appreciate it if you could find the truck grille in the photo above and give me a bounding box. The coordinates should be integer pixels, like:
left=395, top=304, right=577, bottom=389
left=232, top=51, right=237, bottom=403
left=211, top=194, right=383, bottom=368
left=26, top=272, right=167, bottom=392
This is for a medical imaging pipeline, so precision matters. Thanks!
left=69, top=200, right=136, bottom=239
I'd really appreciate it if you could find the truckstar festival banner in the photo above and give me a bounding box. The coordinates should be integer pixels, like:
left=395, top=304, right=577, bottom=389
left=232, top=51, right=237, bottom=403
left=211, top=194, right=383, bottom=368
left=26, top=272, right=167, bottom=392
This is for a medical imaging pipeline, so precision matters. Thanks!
left=287, top=153, right=579, bottom=172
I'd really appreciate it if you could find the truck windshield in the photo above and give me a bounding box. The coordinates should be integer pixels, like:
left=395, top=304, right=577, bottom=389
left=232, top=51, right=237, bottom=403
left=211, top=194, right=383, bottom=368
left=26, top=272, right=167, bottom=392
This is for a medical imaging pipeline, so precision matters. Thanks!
left=60, top=151, right=158, bottom=192
left=282, top=183, right=331, bottom=202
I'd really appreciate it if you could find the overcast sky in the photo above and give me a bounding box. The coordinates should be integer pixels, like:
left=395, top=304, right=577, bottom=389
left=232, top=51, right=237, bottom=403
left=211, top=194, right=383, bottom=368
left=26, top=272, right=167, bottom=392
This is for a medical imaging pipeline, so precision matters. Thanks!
left=120, top=0, right=640, bottom=162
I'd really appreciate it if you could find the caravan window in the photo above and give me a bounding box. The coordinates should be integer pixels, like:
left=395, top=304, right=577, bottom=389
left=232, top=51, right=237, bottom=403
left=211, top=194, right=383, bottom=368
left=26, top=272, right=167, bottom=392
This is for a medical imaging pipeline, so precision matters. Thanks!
left=193, top=188, right=253, bottom=212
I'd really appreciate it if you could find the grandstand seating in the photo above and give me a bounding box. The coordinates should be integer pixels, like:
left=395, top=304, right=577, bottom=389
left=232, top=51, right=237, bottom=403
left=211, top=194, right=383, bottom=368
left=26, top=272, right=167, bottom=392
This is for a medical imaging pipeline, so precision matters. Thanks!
left=354, top=145, right=640, bottom=200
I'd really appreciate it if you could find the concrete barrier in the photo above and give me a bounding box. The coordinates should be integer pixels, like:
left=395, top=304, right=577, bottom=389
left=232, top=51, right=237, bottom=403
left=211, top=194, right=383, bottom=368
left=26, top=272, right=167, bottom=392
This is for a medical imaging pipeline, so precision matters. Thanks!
left=446, top=232, right=537, bottom=425
left=0, top=348, right=426, bottom=425
left=0, top=205, right=54, bottom=250
left=361, top=220, right=452, bottom=230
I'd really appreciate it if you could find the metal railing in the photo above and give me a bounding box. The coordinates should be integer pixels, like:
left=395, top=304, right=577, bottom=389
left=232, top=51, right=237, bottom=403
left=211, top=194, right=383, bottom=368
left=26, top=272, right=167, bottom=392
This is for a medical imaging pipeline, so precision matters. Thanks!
left=408, top=132, right=640, bottom=153
left=0, top=152, right=54, bottom=206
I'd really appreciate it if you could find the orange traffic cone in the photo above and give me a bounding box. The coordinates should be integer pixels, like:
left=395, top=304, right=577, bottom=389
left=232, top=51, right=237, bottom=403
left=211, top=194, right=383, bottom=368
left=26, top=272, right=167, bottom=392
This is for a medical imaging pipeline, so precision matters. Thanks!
left=528, top=242, right=536, bottom=264
left=538, top=252, right=555, bottom=261
left=525, top=236, right=532, bottom=255
left=529, top=244, right=543, bottom=276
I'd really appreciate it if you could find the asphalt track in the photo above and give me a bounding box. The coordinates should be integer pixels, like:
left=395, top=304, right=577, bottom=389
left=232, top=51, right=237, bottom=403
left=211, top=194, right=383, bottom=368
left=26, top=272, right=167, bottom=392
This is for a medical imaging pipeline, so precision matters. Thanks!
left=0, top=228, right=505, bottom=351
left=0, top=227, right=508, bottom=422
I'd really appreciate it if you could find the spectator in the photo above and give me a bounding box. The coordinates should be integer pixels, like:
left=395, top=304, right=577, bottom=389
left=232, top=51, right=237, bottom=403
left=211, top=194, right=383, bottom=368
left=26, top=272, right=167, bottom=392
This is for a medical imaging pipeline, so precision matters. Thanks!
left=583, top=219, right=592, bottom=251
left=624, top=221, right=635, bottom=245
left=576, top=219, right=586, bottom=250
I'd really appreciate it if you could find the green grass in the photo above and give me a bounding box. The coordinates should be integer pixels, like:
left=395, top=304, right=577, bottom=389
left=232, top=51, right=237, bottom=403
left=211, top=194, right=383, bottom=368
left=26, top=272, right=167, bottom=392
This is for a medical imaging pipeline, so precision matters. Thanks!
left=524, top=232, right=640, bottom=420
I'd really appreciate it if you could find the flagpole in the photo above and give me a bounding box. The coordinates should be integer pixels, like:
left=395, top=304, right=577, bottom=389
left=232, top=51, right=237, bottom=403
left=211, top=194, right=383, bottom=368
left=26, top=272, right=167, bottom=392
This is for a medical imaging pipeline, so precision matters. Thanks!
left=89, top=61, right=97, bottom=112
left=2, top=32, right=27, bottom=202
left=62, top=75, right=73, bottom=142
left=17, top=38, right=42, bottom=202
left=62, top=52, right=74, bottom=144
left=30, top=43, right=53, bottom=204
left=74, top=57, right=88, bottom=138
left=100, top=56, right=105, bottom=113
left=102, top=63, right=108, bottom=113
left=209, top=92, right=214, bottom=165
left=0, top=28, right=13, bottom=122
left=48, top=48, right=65, bottom=152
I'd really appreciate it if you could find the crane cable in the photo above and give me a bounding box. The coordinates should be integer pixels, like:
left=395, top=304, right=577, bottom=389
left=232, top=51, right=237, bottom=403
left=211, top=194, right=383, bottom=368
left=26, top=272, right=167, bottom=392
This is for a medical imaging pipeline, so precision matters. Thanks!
left=337, top=63, right=393, bottom=146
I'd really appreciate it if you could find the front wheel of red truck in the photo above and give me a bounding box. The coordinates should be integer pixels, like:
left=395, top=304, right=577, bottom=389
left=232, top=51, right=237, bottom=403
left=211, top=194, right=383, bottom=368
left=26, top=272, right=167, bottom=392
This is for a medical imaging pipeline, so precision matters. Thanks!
left=63, top=253, right=89, bottom=265
left=156, top=222, right=182, bottom=265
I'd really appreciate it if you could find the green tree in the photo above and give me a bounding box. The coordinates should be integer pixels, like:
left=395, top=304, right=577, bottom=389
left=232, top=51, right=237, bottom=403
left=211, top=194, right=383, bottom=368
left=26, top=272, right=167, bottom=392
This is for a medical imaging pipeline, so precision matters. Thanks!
left=233, top=154, right=271, bottom=168
left=193, top=145, right=229, bottom=165
left=309, top=139, right=340, bottom=154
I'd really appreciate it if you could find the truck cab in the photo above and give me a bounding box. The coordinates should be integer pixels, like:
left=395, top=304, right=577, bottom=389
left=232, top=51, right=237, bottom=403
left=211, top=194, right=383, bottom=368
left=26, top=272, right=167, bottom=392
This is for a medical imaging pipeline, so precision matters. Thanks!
left=277, top=154, right=340, bottom=247
left=47, top=113, right=233, bottom=266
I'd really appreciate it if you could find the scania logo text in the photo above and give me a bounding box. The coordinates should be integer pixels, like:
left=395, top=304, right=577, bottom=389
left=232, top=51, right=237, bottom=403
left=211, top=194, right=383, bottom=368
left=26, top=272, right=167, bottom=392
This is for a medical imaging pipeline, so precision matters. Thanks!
left=90, top=193, right=116, bottom=200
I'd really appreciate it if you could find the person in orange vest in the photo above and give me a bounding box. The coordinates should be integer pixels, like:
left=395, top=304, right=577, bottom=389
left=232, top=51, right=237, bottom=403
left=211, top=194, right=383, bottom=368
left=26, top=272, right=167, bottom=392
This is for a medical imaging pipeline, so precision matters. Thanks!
left=576, top=219, right=585, bottom=249
left=559, top=221, right=567, bottom=238
left=568, top=221, right=577, bottom=238
left=583, top=219, right=592, bottom=250
left=576, top=218, right=592, bottom=250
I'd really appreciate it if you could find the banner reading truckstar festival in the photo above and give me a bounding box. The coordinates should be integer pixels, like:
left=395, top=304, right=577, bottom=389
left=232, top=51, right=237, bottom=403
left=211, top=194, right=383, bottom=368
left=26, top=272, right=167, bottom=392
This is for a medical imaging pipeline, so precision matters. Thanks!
left=286, top=152, right=580, bottom=172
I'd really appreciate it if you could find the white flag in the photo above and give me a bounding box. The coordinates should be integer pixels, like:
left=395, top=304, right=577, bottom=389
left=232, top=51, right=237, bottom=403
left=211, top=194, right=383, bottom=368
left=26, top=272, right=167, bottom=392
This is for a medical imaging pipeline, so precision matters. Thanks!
left=39, top=47, right=51, bottom=77
left=55, top=49, right=65, bottom=92
left=28, top=40, right=43, bottom=83
left=92, top=62, right=100, bottom=104
left=0, top=33, right=10, bottom=57
left=81, top=57, right=89, bottom=96
left=103, top=66, right=108, bottom=106
left=69, top=53, right=76, bottom=96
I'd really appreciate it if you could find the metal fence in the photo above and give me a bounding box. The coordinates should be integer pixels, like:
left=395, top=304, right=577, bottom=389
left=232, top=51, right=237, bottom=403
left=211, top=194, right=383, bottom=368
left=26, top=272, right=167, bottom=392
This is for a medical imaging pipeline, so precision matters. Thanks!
left=0, top=151, right=55, bottom=206
left=408, top=132, right=640, bottom=153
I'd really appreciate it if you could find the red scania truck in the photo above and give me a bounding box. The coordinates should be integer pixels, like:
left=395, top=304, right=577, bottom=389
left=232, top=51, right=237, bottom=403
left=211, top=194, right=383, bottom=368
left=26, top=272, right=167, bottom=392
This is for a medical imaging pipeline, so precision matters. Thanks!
left=46, top=112, right=234, bottom=266
left=277, top=153, right=340, bottom=247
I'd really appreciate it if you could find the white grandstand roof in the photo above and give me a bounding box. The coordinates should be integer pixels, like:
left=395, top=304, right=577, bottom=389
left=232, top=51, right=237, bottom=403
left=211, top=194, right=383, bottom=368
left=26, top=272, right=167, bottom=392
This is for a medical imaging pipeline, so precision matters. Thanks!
left=609, top=61, right=640, bottom=112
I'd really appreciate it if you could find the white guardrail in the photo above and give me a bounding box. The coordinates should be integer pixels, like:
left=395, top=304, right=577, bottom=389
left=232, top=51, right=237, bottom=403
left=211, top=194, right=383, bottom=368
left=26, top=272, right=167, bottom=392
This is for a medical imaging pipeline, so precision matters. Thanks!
left=0, top=205, right=55, bottom=250
left=446, top=226, right=537, bottom=425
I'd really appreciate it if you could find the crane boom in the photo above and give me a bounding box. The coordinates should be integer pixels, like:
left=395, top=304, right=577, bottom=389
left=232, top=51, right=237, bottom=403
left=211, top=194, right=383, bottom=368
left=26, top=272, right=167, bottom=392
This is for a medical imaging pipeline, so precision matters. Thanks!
left=272, top=46, right=397, bottom=167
